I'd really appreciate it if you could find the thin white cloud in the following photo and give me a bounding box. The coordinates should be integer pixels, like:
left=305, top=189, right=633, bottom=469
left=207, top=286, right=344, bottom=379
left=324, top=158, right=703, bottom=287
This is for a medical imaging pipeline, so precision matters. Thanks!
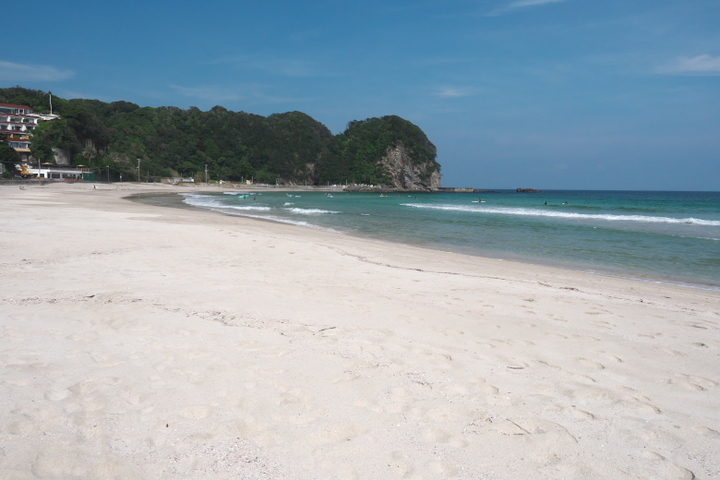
left=488, top=0, right=571, bottom=16
left=507, top=0, right=569, bottom=7
left=436, top=86, right=474, bottom=98
left=656, top=54, right=720, bottom=76
left=0, top=61, right=74, bottom=81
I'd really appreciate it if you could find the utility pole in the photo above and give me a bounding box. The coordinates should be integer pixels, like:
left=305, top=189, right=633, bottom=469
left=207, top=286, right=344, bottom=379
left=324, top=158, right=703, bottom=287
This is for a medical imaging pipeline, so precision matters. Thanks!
left=107, top=165, right=110, bottom=184
left=48, top=91, right=53, bottom=115
left=137, top=159, right=140, bottom=183
left=205, top=164, right=208, bottom=185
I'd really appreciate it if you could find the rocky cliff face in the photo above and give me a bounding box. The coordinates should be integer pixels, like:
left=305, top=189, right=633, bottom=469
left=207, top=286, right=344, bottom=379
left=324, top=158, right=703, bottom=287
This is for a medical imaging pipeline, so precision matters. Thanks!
left=51, top=147, right=71, bottom=165
left=378, top=141, right=441, bottom=191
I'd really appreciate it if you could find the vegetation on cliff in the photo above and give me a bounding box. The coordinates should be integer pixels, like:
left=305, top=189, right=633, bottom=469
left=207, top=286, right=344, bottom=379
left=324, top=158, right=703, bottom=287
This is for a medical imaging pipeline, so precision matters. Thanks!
left=0, top=87, right=440, bottom=188
left=0, top=141, right=20, bottom=164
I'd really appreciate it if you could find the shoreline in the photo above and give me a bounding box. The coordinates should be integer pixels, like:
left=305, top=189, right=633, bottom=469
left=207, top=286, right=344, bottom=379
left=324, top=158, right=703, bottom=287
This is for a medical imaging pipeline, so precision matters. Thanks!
left=131, top=188, right=720, bottom=293
left=2, top=182, right=719, bottom=479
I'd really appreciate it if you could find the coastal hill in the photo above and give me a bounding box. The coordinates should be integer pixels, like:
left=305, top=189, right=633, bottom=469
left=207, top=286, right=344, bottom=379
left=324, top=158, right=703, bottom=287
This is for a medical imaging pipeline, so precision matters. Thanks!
left=0, top=87, right=441, bottom=190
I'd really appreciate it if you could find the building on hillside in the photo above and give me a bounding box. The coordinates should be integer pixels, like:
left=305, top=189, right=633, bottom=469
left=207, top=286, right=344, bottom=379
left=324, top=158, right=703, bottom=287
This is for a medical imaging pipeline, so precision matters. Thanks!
left=1, top=103, right=70, bottom=179
left=0, top=103, right=41, bottom=162
left=0, top=103, right=34, bottom=115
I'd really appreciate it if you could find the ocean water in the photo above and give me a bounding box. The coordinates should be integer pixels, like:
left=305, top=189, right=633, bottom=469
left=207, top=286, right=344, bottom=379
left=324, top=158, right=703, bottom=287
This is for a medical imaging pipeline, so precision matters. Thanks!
left=178, top=190, right=720, bottom=289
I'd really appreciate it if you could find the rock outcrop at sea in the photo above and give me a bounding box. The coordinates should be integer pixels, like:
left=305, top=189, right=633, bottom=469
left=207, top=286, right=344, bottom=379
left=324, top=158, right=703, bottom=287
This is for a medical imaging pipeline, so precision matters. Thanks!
left=378, top=141, right=441, bottom=191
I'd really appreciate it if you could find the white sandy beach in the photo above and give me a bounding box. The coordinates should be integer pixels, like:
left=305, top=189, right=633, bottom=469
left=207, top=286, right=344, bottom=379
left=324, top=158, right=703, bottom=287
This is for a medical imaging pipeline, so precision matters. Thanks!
left=1, top=182, right=719, bottom=480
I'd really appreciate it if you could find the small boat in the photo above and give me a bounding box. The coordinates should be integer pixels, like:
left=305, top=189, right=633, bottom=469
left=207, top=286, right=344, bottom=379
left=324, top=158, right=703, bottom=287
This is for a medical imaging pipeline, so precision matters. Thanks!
left=238, top=194, right=251, bottom=199
left=379, top=194, right=388, bottom=197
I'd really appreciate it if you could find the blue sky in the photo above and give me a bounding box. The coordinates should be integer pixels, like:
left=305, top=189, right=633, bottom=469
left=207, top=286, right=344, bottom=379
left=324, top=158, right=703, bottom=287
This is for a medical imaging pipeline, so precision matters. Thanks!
left=2, top=0, right=719, bottom=190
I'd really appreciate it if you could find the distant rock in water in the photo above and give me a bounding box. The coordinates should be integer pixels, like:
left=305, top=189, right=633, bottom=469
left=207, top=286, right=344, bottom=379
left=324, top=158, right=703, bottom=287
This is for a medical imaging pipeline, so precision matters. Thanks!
left=516, top=188, right=543, bottom=193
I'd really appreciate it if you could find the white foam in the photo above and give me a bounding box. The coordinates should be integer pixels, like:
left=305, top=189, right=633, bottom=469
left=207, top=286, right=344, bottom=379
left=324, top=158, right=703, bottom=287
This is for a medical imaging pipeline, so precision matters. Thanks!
left=181, top=194, right=225, bottom=208
left=285, top=208, right=340, bottom=215
left=401, top=203, right=720, bottom=227
left=182, top=194, right=271, bottom=211
left=225, top=205, right=272, bottom=211
left=179, top=194, right=339, bottom=232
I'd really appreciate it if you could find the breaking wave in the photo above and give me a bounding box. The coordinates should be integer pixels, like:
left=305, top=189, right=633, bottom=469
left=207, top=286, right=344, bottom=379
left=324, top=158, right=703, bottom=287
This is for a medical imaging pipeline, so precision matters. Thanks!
left=401, top=204, right=720, bottom=227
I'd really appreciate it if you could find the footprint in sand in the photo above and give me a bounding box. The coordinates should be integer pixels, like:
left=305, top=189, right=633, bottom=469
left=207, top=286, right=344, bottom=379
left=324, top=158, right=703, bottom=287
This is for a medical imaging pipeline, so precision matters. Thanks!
left=668, top=374, right=719, bottom=391
left=32, top=448, right=125, bottom=479
left=309, top=423, right=366, bottom=445
left=692, top=426, right=720, bottom=438
left=181, top=405, right=211, bottom=419
left=389, top=451, right=414, bottom=477
left=7, top=419, right=36, bottom=435
left=44, top=387, right=71, bottom=402
left=425, top=404, right=475, bottom=423
left=637, top=454, right=696, bottom=480
left=68, top=381, right=99, bottom=396
left=595, top=351, right=623, bottom=363
left=66, top=331, right=99, bottom=342
left=442, top=377, right=499, bottom=396
left=425, top=460, right=458, bottom=477
left=495, top=356, right=529, bottom=370
left=568, top=407, right=595, bottom=420
left=574, top=358, right=606, bottom=370
left=423, top=426, right=451, bottom=443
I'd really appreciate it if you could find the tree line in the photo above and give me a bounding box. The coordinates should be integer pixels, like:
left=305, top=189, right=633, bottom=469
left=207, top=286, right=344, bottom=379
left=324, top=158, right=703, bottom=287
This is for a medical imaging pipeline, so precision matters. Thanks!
left=1, top=86, right=439, bottom=185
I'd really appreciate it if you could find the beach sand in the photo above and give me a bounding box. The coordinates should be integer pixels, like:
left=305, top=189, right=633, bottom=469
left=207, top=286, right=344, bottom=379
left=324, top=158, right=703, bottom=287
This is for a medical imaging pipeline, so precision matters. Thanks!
left=1, top=182, right=719, bottom=479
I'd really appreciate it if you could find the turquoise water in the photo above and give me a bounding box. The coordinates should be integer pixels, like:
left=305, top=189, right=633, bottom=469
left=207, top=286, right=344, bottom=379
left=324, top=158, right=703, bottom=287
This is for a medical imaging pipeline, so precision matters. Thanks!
left=180, top=190, right=720, bottom=289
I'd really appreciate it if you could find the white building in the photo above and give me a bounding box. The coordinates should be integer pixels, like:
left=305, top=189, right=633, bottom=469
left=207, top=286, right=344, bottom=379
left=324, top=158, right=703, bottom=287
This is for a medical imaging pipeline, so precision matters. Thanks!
left=1, top=103, right=69, bottom=179
left=0, top=103, right=41, bottom=161
left=27, top=165, right=94, bottom=180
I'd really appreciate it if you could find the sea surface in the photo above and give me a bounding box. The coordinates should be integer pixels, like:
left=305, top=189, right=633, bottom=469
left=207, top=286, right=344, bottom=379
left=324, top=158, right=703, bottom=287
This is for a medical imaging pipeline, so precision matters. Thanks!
left=178, top=189, right=720, bottom=289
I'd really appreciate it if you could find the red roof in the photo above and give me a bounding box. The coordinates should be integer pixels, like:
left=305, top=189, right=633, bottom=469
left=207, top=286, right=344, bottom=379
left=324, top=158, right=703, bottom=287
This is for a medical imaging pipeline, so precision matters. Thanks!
left=0, top=103, right=32, bottom=110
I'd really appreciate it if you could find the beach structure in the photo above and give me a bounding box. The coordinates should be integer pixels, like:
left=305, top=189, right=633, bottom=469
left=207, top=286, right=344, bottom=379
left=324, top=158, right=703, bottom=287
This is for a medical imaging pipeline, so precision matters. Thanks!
left=27, top=165, right=95, bottom=181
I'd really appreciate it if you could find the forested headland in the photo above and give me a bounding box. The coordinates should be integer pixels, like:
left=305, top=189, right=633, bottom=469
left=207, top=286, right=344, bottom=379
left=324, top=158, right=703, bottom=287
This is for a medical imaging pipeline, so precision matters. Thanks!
left=0, top=87, right=441, bottom=189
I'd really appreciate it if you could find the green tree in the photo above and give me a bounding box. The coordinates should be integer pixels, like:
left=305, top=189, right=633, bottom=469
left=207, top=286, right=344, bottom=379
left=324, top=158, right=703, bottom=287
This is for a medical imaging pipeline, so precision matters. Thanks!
left=0, top=141, right=20, bottom=163
left=0, top=87, right=439, bottom=187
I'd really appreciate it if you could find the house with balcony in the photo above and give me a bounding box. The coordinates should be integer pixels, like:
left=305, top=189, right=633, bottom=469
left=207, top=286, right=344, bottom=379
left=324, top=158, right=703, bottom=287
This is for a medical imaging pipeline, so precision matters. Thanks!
left=0, top=103, right=80, bottom=180
left=0, top=103, right=41, bottom=162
